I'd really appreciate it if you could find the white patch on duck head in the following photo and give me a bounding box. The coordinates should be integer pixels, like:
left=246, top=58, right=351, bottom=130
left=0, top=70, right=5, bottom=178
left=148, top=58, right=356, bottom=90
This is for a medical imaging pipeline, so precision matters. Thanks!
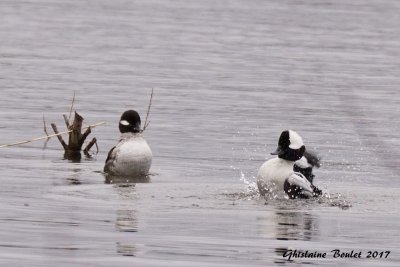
left=288, top=130, right=304, bottom=149
left=119, top=120, right=130, bottom=126
left=295, top=156, right=312, bottom=168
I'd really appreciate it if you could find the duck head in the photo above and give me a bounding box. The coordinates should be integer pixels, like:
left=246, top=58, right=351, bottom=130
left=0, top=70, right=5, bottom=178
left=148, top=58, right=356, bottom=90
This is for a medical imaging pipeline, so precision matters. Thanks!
left=271, top=130, right=305, bottom=161
left=119, top=110, right=141, bottom=133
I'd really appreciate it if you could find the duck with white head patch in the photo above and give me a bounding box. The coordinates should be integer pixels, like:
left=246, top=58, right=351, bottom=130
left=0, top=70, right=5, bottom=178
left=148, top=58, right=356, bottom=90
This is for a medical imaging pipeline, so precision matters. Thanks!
left=104, top=110, right=152, bottom=177
left=257, top=130, right=321, bottom=199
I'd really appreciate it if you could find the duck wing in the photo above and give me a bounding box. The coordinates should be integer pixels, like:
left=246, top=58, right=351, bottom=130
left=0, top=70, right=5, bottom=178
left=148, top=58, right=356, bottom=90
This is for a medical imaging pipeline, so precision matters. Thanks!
left=104, top=146, right=116, bottom=173
left=284, top=172, right=315, bottom=199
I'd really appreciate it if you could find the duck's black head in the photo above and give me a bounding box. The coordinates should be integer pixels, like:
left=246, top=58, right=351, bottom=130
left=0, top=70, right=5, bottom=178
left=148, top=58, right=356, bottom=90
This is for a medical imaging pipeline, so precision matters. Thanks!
left=294, top=150, right=321, bottom=184
left=302, top=150, right=321, bottom=168
left=271, top=130, right=305, bottom=162
left=119, top=110, right=141, bottom=133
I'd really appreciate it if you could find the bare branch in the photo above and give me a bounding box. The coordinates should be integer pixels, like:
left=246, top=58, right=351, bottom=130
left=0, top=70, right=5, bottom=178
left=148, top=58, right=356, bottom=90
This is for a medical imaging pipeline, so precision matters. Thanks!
left=79, top=126, right=91, bottom=147
left=84, top=137, right=98, bottom=156
left=43, top=115, right=50, bottom=138
left=51, top=123, right=68, bottom=150
left=63, top=114, right=70, bottom=129
left=68, top=91, right=76, bottom=123
left=142, top=88, right=154, bottom=132
left=0, top=122, right=105, bottom=148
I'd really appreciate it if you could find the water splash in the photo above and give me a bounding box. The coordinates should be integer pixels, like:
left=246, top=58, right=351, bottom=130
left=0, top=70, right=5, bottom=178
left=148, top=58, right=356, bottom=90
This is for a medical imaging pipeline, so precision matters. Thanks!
left=231, top=165, right=258, bottom=195
left=230, top=166, right=351, bottom=210
left=319, top=191, right=352, bottom=210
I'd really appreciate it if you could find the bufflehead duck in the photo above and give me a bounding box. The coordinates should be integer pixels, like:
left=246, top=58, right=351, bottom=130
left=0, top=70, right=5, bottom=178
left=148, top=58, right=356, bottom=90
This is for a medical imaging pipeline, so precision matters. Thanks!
left=104, top=110, right=152, bottom=177
left=257, top=130, right=321, bottom=199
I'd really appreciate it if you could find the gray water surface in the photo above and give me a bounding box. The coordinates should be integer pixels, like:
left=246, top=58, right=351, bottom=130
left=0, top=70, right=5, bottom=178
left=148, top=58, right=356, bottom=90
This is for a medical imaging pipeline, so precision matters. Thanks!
left=1, top=0, right=400, bottom=266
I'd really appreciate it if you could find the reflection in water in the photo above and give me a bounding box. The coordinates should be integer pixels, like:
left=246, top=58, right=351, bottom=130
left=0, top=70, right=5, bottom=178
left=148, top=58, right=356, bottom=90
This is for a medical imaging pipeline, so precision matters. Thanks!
left=258, top=207, right=318, bottom=241
left=116, top=242, right=136, bottom=257
left=258, top=207, right=319, bottom=265
left=273, top=211, right=317, bottom=265
left=115, top=209, right=138, bottom=233
left=66, top=176, right=81, bottom=185
left=112, top=182, right=140, bottom=257
left=275, top=211, right=315, bottom=241
left=66, top=168, right=82, bottom=185
left=104, top=174, right=151, bottom=184
left=42, top=138, right=50, bottom=150
left=274, top=247, right=291, bottom=265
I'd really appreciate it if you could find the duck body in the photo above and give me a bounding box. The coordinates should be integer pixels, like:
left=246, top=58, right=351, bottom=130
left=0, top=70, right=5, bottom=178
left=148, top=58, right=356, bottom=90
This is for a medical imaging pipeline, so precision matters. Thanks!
left=104, top=133, right=152, bottom=176
left=257, top=157, right=295, bottom=195
left=104, top=110, right=152, bottom=177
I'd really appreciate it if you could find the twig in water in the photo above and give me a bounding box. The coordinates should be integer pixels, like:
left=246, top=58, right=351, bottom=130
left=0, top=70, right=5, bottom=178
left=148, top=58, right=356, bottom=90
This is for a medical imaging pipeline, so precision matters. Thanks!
left=142, top=88, right=154, bottom=132
left=84, top=137, right=98, bottom=156
left=51, top=123, right=68, bottom=150
left=43, top=115, right=50, bottom=138
left=42, top=115, right=50, bottom=149
left=0, top=122, right=105, bottom=148
left=63, top=114, right=70, bottom=129
left=79, top=126, right=91, bottom=147
left=68, top=91, right=76, bottom=124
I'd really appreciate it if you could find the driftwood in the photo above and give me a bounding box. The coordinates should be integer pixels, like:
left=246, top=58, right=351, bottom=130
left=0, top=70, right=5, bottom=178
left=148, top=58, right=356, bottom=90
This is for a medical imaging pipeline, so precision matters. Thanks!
left=51, top=111, right=99, bottom=160
left=0, top=122, right=104, bottom=148
left=0, top=92, right=103, bottom=156
left=50, top=123, right=68, bottom=150
left=84, top=137, right=98, bottom=156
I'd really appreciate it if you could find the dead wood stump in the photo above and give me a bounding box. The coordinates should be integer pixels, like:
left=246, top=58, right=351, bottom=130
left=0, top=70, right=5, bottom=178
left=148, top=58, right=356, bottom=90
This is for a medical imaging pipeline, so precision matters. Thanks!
left=51, top=111, right=97, bottom=161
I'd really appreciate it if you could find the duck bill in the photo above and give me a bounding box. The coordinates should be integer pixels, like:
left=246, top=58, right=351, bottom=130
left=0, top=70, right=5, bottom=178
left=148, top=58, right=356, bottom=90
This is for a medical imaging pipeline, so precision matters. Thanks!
left=271, top=147, right=282, bottom=156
